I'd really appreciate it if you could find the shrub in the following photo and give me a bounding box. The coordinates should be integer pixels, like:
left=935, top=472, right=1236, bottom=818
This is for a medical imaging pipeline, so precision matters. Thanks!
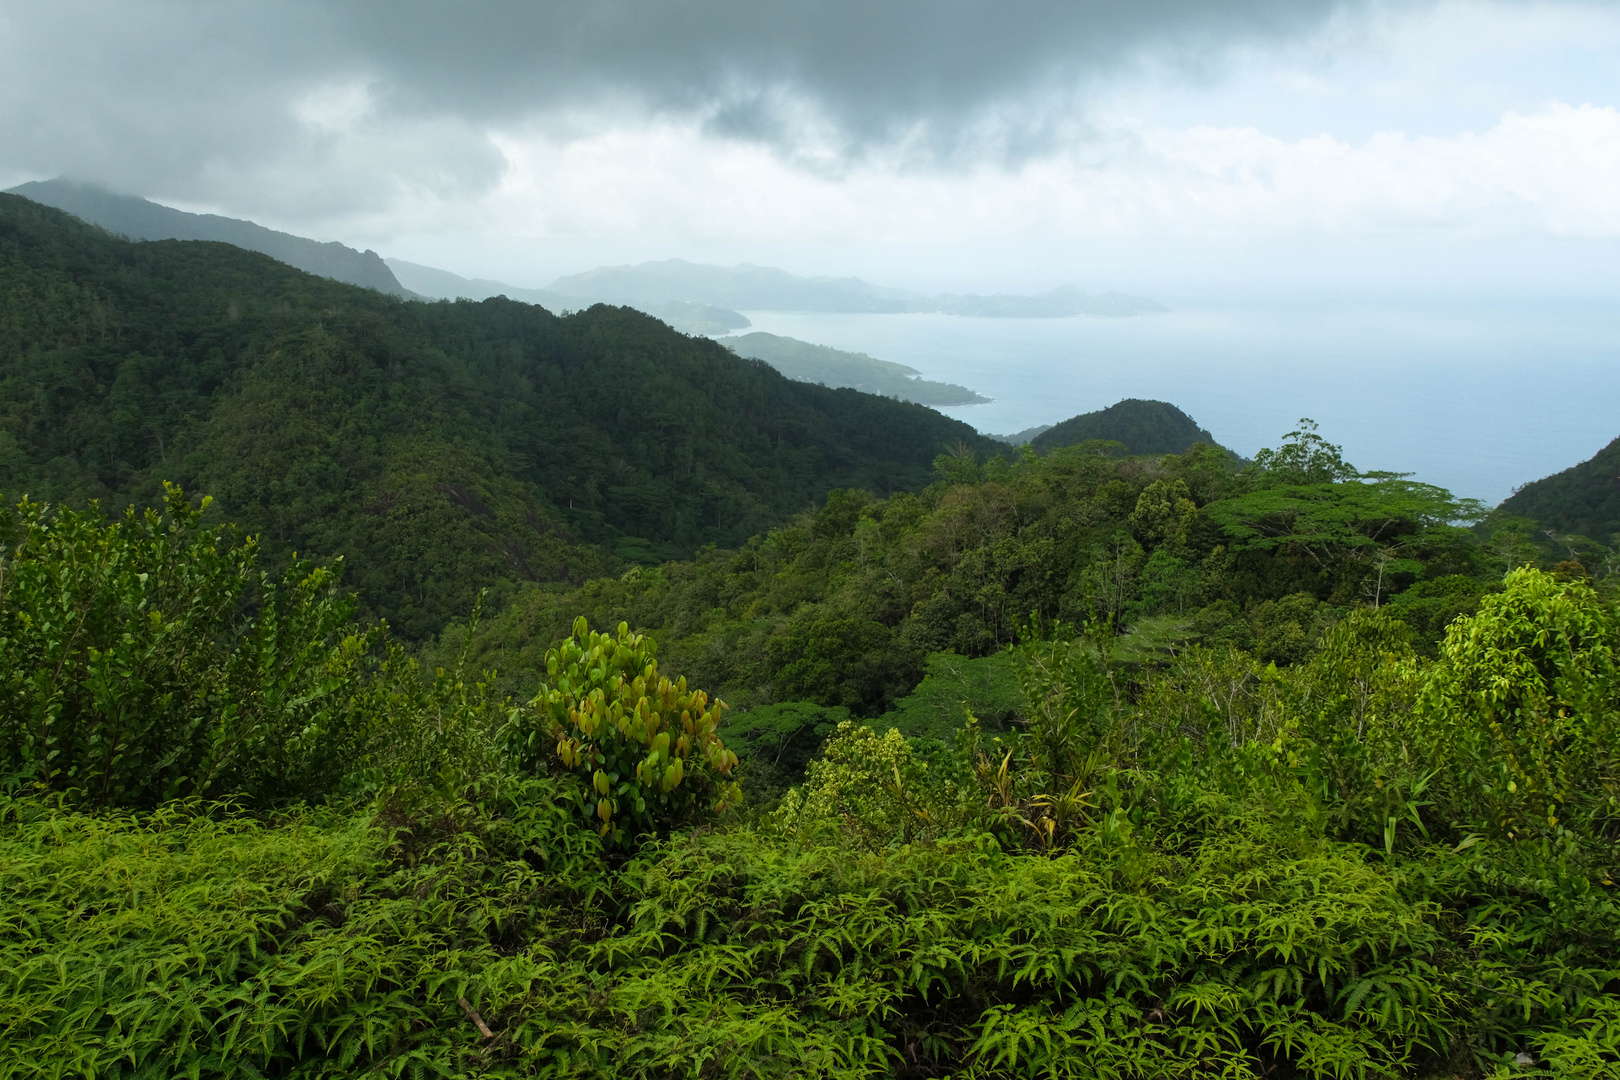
left=772, top=721, right=934, bottom=848
left=0, top=486, right=386, bottom=808
left=1424, top=566, right=1619, bottom=838
left=509, top=617, right=740, bottom=845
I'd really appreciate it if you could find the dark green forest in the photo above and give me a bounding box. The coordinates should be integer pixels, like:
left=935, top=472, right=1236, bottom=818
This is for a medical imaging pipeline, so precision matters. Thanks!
left=3, top=191, right=1620, bottom=1079
left=1030, top=399, right=1223, bottom=457
left=1498, top=434, right=1620, bottom=547
left=0, top=193, right=996, bottom=637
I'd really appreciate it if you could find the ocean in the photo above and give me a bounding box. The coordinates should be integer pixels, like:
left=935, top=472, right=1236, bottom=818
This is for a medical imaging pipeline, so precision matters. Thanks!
left=736, top=296, right=1620, bottom=507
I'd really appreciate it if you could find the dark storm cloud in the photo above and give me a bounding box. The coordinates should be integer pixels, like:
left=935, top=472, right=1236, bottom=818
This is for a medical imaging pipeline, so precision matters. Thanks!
left=339, top=1, right=1358, bottom=126
left=0, top=0, right=1393, bottom=217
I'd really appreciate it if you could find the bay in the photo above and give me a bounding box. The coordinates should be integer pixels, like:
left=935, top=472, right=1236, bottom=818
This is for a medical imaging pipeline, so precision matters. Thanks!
left=736, top=297, right=1620, bottom=506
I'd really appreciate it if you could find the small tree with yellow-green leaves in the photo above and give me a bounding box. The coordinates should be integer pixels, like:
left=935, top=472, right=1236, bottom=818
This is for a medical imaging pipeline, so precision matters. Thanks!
left=508, top=617, right=740, bottom=845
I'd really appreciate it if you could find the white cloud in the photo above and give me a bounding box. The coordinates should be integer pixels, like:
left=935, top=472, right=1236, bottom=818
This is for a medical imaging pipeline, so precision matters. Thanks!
left=1105, top=102, right=1620, bottom=237
left=408, top=99, right=1620, bottom=254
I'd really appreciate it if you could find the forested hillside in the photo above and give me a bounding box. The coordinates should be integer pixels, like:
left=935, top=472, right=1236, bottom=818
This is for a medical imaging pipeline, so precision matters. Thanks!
left=1497, top=434, right=1620, bottom=547
left=0, top=194, right=997, bottom=636
left=3, top=462, right=1618, bottom=1076
left=436, top=420, right=1496, bottom=746
left=9, top=179, right=412, bottom=296
left=1032, top=398, right=1225, bottom=456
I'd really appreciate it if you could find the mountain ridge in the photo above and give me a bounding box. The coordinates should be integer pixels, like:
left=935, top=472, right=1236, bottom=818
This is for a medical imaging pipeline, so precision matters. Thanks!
left=1496, top=435, right=1620, bottom=543
left=6, top=179, right=412, bottom=297
left=0, top=192, right=999, bottom=638
left=387, top=258, right=752, bottom=335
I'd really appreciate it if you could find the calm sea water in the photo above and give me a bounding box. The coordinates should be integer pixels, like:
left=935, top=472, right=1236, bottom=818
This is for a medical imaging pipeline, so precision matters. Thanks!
left=737, top=298, right=1620, bottom=506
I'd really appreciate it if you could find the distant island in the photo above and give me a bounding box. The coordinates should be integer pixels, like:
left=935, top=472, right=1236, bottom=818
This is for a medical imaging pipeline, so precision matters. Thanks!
left=9, top=181, right=1163, bottom=330
left=543, top=258, right=1166, bottom=318
left=386, top=259, right=753, bottom=335
left=720, top=332, right=990, bottom=406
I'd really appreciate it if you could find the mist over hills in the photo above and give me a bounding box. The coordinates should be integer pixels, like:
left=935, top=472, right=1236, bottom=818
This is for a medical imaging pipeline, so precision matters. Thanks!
left=385, top=257, right=559, bottom=306
left=8, top=180, right=1162, bottom=344
left=6, top=179, right=412, bottom=297
left=544, top=258, right=1165, bottom=317
left=387, top=258, right=751, bottom=336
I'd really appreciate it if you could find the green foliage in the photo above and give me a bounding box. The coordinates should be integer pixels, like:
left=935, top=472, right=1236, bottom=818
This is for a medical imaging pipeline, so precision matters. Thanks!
left=1423, top=566, right=1619, bottom=838
left=1031, top=397, right=1225, bottom=457
left=9, top=201, right=1620, bottom=1075
left=766, top=609, right=910, bottom=714
left=1251, top=418, right=1360, bottom=484
left=1249, top=591, right=1337, bottom=665
left=0, top=486, right=386, bottom=808
left=0, top=781, right=606, bottom=1079
left=0, top=193, right=998, bottom=638
left=718, top=700, right=849, bottom=800
left=878, top=649, right=1023, bottom=741
left=1387, top=573, right=1492, bottom=650
left=510, top=617, right=740, bottom=845
left=772, top=721, right=937, bottom=848
left=618, top=815, right=1461, bottom=1079
left=450, top=415, right=1507, bottom=727
left=4, top=553, right=1620, bottom=1076
left=1496, top=433, right=1620, bottom=544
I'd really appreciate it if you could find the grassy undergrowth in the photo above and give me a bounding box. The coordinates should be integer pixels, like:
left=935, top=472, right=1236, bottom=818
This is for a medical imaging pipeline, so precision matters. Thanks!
left=4, top=785, right=1619, bottom=1077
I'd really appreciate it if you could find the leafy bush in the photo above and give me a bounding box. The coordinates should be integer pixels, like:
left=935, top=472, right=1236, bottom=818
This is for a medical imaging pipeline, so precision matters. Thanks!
left=0, top=487, right=386, bottom=808
left=1424, top=566, right=1619, bottom=838
left=509, top=617, right=740, bottom=845
left=772, top=721, right=939, bottom=848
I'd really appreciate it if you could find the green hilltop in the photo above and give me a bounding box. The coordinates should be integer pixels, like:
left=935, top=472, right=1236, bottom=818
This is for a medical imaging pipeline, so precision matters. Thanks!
left=1032, top=397, right=1227, bottom=456
left=1496, top=434, right=1620, bottom=546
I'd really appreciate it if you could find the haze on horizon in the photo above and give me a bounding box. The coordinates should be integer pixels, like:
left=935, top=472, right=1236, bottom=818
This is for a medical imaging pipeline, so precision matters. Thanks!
left=3, top=0, right=1619, bottom=300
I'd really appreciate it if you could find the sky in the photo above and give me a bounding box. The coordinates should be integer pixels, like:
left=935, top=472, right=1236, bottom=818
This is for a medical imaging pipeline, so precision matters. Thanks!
left=4, top=0, right=1620, bottom=297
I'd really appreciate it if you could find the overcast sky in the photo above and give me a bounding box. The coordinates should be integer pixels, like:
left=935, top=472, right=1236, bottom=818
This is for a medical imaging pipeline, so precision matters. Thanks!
left=4, top=0, right=1619, bottom=294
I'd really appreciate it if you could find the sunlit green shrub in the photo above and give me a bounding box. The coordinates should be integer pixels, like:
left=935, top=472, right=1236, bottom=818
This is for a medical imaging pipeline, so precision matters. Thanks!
left=509, top=617, right=740, bottom=845
left=1424, top=566, right=1619, bottom=837
left=772, top=721, right=937, bottom=847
